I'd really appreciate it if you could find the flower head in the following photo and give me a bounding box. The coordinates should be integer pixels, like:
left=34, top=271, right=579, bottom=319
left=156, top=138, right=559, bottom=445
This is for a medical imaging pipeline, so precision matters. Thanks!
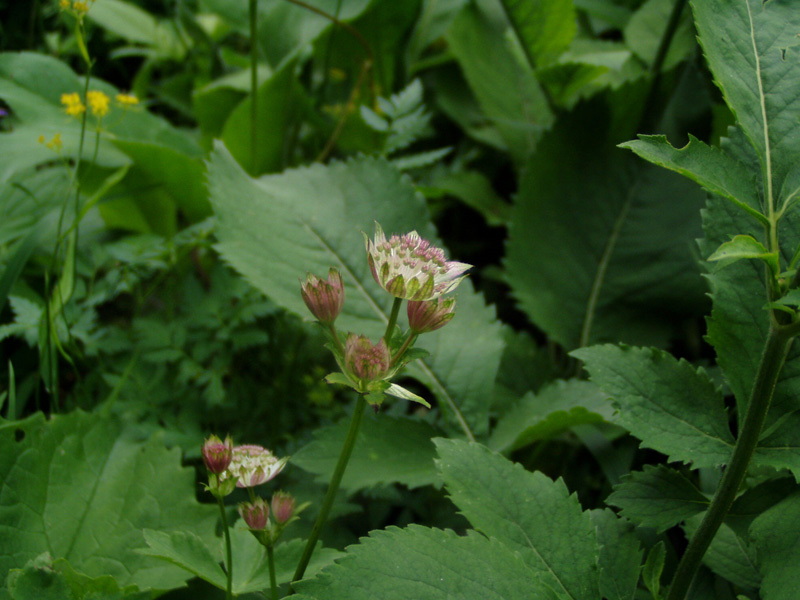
left=224, top=444, right=288, bottom=488
left=61, top=93, right=85, bottom=117
left=87, top=90, right=110, bottom=117
left=407, top=297, right=456, bottom=334
left=344, top=334, right=391, bottom=384
left=202, top=434, right=233, bottom=475
left=364, top=223, right=471, bottom=300
left=271, top=491, right=296, bottom=525
left=301, top=268, right=344, bottom=324
left=116, top=93, right=139, bottom=107
left=239, top=497, right=270, bottom=530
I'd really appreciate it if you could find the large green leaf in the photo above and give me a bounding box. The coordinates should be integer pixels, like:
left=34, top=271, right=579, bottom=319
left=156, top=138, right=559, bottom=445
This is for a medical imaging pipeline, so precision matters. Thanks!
left=499, top=0, right=576, bottom=69
left=291, top=415, right=441, bottom=492
left=506, top=98, right=706, bottom=350
left=750, top=491, right=800, bottom=600
left=489, top=379, right=611, bottom=452
left=607, top=465, right=709, bottom=532
left=691, top=0, right=800, bottom=202
left=446, top=3, right=553, bottom=163
left=0, top=411, right=217, bottom=592
left=573, top=345, right=735, bottom=469
left=293, top=526, right=555, bottom=600
left=624, top=0, right=695, bottom=70
left=435, top=439, right=599, bottom=600
left=590, top=509, right=642, bottom=600
left=207, top=143, right=503, bottom=436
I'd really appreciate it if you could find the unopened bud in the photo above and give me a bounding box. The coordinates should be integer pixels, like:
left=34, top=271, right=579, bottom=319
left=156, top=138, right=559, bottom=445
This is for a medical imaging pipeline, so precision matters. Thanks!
left=202, top=434, right=233, bottom=474
left=271, top=491, right=296, bottom=524
left=345, top=334, right=390, bottom=383
left=301, top=268, right=345, bottom=324
left=407, top=297, right=455, bottom=334
left=239, top=497, right=269, bottom=530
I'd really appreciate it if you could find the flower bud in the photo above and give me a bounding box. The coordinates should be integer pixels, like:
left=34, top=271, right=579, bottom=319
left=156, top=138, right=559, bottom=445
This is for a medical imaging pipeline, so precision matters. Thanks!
left=301, top=268, right=345, bottom=324
left=239, top=497, right=270, bottom=530
left=223, top=444, right=289, bottom=488
left=202, top=434, right=233, bottom=475
left=407, top=297, right=456, bottom=334
left=270, top=491, right=296, bottom=524
left=345, top=334, right=391, bottom=383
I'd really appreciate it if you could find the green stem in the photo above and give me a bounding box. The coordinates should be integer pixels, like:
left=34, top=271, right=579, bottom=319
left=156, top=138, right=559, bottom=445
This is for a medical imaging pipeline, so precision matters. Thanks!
left=390, top=332, right=417, bottom=367
left=291, top=394, right=367, bottom=587
left=217, top=496, right=233, bottom=600
left=666, top=325, right=794, bottom=600
left=249, top=0, right=258, bottom=175
left=268, top=545, right=278, bottom=600
left=384, top=297, right=403, bottom=343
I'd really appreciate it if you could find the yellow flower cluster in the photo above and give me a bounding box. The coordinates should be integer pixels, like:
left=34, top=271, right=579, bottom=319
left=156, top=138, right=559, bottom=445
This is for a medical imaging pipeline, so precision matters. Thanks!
left=60, top=92, right=85, bottom=116
left=59, top=0, right=94, bottom=16
left=87, top=90, right=110, bottom=117
left=38, top=133, right=63, bottom=152
left=115, top=93, right=139, bottom=107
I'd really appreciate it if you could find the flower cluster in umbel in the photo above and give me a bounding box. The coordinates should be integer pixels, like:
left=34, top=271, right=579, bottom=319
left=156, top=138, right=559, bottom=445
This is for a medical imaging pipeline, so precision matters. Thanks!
left=202, top=435, right=300, bottom=547
left=301, top=222, right=471, bottom=408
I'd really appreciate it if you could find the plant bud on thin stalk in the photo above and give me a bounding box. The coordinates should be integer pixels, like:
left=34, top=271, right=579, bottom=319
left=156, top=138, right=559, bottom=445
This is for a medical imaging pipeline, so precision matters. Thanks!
left=301, top=268, right=345, bottom=353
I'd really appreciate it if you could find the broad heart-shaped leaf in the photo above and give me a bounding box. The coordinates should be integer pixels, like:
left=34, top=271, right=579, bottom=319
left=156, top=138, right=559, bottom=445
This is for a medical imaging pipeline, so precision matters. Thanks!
left=701, top=192, right=800, bottom=479
left=489, top=379, right=612, bottom=452
left=293, top=525, right=557, bottom=600
left=590, top=509, right=642, bottom=600
left=208, top=142, right=503, bottom=437
left=749, top=491, right=800, bottom=600
left=291, top=415, right=441, bottom=493
left=692, top=0, right=800, bottom=201
left=607, top=465, right=709, bottom=533
left=0, top=411, right=217, bottom=593
left=435, top=439, right=599, bottom=600
left=499, top=0, right=576, bottom=69
left=572, top=345, right=735, bottom=469
left=6, top=554, right=149, bottom=600
left=446, top=2, right=554, bottom=164
left=506, top=96, right=707, bottom=351
left=683, top=517, right=760, bottom=591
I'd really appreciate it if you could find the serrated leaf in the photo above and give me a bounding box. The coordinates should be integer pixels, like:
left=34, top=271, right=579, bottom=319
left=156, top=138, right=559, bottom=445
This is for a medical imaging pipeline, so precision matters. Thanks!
left=749, top=491, right=800, bottom=600
left=207, top=143, right=503, bottom=436
left=607, top=465, right=709, bottom=532
left=0, top=411, right=217, bottom=592
left=435, top=439, right=599, bottom=600
left=499, top=0, right=576, bottom=69
left=707, top=235, right=778, bottom=275
left=692, top=0, right=800, bottom=199
left=490, top=379, right=612, bottom=452
left=506, top=96, right=706, bottom=350
left=294, top=526, right=556, bottom=600
left=683, top=517, right=760, bottom=590
left=620, top=135, right=764, bottom=224
left=292, top=415, right=441, bottom=493
left=572, top=345, right=734, bottom=468
left=590, top=509, right=642, bottom=600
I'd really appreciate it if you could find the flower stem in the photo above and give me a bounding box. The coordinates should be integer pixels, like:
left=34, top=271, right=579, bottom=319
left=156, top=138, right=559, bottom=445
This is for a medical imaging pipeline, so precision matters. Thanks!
left=249, top=0, right=258, bottom=175
left=267, top=545, right=278, bottom=600
left=384, top=297, right=403, bottom=343
left=217, top=496, right=233, bottom=600
left=666, top=325, right=794, bottom=600
left=291, top=393, right=367, bottom=587
left=390, top=332, right=417, bottom=367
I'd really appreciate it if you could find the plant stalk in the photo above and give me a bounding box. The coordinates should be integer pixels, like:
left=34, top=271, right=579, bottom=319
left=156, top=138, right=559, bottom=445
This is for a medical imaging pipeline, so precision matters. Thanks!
left=384, top=297, right=403, bottom=342
left=291, top=393, right=367, bottom=587
left=267, top=545, right=278, bottom=600
left=666, top=325, right=794, bottom=600
left=249, top=0, right=258, bottom=175
left=217, top=496, right=233, bottom=600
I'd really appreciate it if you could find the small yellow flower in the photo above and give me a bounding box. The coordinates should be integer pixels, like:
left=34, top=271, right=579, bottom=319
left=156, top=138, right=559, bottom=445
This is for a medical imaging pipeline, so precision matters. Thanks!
left=61, top=92, right=85, bottom=117
left=87, top=90, right=110, bottom=117
left=59, top=0, right=70, bottom=9
left=115, top=93, right=139, bottom=107
left=38, top=134, right=46, bottom=144
left=47, top=133, right=63, bottom=151
left=72, top=0, right=90, bottom=15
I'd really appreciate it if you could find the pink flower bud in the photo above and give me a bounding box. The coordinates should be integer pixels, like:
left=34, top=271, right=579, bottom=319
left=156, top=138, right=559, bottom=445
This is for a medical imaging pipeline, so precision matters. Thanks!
left=363, top=222, right=471, bottom=300
left=345, top=334, right=391, bottom=383
left=407, top=297, right=456, bottom=334
left=270, top=491, right=296, bottom=524
left=301, top=268, right=345, bottom=324
left=239, top=497, right=269, bottom=530
left=202, top=434, right=233, bottom=475
left=223, top=444, right=289, bottom=488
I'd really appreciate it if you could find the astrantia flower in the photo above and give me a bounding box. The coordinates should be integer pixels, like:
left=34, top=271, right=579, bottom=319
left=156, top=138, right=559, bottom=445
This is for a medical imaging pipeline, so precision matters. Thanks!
left=407, top=297, right=456, bottom=334
left=224, top=444, right=289, bottom=488
left=364, top=223, right=471, bottom=300
left=202, top=434, right=233, bottom=475
left=271, top=491, right=296, bottom=525
left=301, top=268, right=344, bottom=324
left=239, top=497, right=270, bottom=530
left=344, top=334, right=391, bottom=384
